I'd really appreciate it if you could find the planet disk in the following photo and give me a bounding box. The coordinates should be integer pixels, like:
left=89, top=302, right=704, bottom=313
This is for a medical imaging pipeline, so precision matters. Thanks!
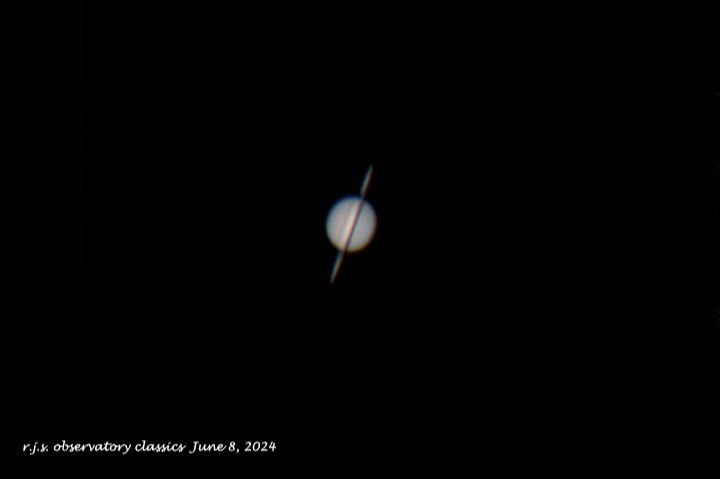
left=326, top=195, right=377, bottom=253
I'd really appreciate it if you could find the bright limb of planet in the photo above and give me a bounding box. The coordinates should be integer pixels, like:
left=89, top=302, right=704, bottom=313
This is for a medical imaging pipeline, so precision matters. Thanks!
left=326, top=196, right=377, bottom=253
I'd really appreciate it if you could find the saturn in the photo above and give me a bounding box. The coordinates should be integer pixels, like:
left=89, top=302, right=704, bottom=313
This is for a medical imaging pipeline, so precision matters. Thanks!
left=326, top=164, right=377, bottom=284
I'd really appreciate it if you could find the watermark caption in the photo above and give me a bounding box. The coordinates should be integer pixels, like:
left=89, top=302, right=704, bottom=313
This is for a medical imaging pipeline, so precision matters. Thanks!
left=22, top=440, right=277, bottom=456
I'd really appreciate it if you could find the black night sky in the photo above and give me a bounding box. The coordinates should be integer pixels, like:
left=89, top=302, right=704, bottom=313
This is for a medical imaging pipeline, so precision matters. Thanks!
left=56, top=1, right=719, bottom=433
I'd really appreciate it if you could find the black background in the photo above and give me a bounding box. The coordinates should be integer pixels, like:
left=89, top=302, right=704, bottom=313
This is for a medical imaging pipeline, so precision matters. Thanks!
left=21, top=1, right=719, bottom=435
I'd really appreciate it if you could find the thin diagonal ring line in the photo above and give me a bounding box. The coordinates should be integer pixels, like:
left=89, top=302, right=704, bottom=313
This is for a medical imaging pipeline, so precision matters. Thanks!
left=329, top=164, right=374, bottom=284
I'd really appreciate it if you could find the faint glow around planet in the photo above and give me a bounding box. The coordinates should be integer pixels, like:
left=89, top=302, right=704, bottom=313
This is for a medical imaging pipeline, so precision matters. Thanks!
left=326, top=195, right=377, bottom=253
